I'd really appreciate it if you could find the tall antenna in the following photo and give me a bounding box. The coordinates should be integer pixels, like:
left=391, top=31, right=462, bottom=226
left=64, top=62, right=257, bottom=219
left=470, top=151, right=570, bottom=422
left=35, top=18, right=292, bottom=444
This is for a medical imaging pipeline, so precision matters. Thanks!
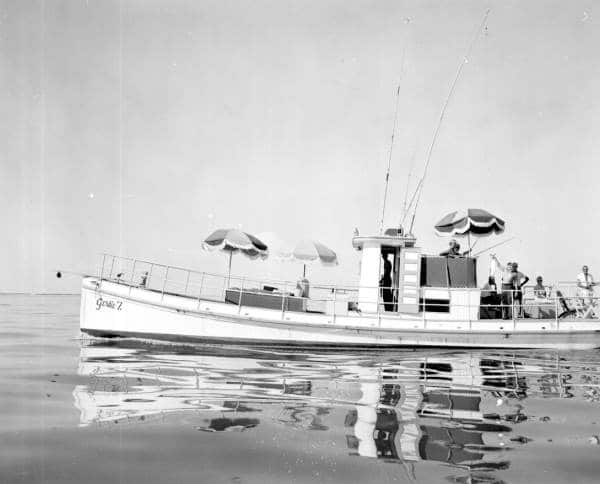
left=406, top=9, right=491, bottom=235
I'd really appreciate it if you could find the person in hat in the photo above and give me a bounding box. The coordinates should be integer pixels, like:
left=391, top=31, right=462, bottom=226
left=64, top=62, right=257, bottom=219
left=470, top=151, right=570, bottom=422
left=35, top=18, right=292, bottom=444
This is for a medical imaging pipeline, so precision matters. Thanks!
left=440, top=239, right=462, bottom=257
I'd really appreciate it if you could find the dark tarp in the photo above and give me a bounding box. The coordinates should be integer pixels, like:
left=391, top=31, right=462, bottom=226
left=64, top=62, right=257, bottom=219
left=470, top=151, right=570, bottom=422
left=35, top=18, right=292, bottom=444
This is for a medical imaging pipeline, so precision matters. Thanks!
left=420, top=256, right=477, bottom=288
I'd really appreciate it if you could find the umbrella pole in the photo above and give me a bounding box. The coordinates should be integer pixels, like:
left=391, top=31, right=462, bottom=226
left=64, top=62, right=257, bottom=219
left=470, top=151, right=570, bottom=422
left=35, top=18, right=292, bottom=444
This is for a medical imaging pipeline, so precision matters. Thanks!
left=468, top=233, right=471, bottom=255
left=303, top=264, right=306, bottom=278
left=227, top=251, right=233, bottom=287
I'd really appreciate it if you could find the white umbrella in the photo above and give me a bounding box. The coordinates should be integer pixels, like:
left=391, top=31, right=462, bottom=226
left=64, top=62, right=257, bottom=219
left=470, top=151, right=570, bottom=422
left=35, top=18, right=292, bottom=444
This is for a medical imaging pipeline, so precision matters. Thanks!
left=291, top=240, right=338, bottom=277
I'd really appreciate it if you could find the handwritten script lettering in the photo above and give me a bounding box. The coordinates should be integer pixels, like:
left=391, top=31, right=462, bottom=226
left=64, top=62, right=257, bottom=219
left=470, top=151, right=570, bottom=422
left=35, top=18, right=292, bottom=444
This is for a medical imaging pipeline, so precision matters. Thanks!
left=95, top=297, right=123, bottom=311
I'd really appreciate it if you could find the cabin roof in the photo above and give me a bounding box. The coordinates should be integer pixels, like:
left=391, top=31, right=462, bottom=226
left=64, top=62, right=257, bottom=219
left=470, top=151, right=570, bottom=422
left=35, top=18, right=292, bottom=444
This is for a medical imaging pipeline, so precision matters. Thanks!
left=352, top=235, right=417, bottom=250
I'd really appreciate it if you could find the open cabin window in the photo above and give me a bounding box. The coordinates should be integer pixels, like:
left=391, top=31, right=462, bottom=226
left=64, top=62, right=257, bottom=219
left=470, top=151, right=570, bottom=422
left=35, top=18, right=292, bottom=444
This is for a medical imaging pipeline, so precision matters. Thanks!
left=419, top=256, right=477, bottom=313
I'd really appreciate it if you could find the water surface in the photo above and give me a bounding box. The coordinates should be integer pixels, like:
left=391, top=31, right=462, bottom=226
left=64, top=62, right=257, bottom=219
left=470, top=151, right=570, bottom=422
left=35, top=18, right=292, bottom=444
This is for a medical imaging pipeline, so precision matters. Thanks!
left=2, top=295, right=600, bottom=483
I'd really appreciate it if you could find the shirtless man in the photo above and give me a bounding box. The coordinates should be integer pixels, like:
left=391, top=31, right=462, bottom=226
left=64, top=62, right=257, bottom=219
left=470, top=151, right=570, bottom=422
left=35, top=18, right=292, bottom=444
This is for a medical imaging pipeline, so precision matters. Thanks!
left=512, top=262, right=529, bottom=317
left=491, top=255, right=519, bottom=319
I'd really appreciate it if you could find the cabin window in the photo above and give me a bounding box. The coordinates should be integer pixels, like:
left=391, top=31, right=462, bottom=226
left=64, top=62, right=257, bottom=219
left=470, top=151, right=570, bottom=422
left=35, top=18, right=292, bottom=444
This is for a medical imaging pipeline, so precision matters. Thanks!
left=419, top=297, right=450, bottom=313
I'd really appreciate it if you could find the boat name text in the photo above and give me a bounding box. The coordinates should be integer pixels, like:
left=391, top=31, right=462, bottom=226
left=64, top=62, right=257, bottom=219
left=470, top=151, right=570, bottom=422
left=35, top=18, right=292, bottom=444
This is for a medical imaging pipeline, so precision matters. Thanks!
left=96, top=297, right=123, bottom=311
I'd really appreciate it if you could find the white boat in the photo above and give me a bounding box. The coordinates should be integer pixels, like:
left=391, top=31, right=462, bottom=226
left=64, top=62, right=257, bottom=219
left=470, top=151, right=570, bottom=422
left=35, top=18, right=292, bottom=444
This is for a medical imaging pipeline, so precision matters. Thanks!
left=80, top=230, right=600, bottom=349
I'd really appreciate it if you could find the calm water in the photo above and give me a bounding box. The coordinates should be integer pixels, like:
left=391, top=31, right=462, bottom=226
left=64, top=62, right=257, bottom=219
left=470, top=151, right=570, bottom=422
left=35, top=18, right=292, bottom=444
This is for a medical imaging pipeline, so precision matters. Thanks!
left=2, top=295, right=600, bottom=483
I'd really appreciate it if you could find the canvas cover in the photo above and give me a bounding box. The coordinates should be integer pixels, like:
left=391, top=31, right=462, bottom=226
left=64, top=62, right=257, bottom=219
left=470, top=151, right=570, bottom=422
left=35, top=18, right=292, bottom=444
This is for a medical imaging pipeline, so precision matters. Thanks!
left=420, top=256, right=477, bottom=288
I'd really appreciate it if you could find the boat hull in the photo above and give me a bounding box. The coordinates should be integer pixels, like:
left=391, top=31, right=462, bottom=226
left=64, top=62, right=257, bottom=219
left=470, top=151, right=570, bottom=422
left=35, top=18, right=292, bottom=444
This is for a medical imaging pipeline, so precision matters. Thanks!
left=80, top=277, right=600, bottom=350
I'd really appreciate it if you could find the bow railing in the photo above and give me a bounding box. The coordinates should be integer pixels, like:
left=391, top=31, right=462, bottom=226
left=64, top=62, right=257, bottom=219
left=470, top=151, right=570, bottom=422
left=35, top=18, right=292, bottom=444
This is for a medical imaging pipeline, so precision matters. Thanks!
left=95, top=254, right=600, bottom=324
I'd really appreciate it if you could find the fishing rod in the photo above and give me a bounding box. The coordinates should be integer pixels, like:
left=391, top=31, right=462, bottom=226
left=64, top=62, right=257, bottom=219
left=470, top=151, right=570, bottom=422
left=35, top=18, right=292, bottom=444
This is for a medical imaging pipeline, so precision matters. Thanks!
left=55, top=269, right=89, bottom=279
left=472, top=237, right=516, bottom=257
left=379, top=65, right=405, bottom=235
left=400, top=147, right=416, bottom=223
left=379, top=20, right=412, bottom=235
left=404, top=9, right=491, bottom=234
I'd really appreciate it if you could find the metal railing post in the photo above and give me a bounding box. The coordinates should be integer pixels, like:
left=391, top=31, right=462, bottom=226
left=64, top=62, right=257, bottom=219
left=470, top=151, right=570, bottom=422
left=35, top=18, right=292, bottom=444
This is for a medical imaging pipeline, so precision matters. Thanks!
left=332, top=286, right=337, bottom=324
left=161, top=266, right=169, bottom=302
left=512, top=289, right=517, bottom=331
left=281, top=283, right=287, bottom=320
left=130, top=259, right=137, bottom=285
left=99, top=254, right=106, bottom=279
left=468, top=291, right=472, bottom=330
left=197, top=272, right=205, bottom=310
left=554, top=295, right=559, bottom=330
left=184, top=270, right=191, bottom=296
left=109, top=256, right=116, bottom=279
left=147, top=264, right=154, bottom=289
left=238, top=278, right=244, bottom=314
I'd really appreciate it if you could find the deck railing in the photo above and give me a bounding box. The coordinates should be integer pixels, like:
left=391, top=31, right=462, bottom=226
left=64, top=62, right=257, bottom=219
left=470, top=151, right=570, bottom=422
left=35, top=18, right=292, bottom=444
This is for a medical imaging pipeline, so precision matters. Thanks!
left=95, top=253, right=599, bottom=326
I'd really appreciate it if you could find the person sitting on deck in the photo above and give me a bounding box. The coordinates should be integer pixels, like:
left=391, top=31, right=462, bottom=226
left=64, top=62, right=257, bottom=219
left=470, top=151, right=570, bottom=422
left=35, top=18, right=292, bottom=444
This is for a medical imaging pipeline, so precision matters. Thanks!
left=480, top=276, right=500, bottom=319
left=482, top=276, right=498, bottom=297
left=380, top=253, right=394, bottom=312
left=439, top=239, right=460, bottom=257
left=295, top=278, right=310, bottom=298
left=533, top=276, right=547, bottom=298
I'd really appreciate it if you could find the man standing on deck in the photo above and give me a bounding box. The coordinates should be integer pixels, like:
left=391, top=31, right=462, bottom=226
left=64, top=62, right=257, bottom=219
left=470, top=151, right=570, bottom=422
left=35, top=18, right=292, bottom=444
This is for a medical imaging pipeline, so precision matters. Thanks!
left=577, top=265, right=596, bottom=306
left=380, top=253, right=394, bottom=312
left=512, top=262, right=529, bottom=317
left=491, top=255, right=519, bottom=319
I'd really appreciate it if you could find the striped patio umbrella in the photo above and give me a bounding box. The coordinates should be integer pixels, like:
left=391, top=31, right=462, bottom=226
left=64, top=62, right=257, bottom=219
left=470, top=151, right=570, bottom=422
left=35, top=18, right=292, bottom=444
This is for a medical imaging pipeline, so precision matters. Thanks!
left=292, top=240, right=338, bottom=277
left=203, top=228, right=268, bottom=283
left=434, top=209, right=505, bottom=253
left=434, top=209, right=505, bottom=237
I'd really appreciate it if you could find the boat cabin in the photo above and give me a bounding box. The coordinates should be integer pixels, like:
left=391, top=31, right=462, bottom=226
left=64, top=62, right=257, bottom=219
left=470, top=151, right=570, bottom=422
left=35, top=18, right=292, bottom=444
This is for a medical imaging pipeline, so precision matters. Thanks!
left=352, top=228, right=480, bottom=319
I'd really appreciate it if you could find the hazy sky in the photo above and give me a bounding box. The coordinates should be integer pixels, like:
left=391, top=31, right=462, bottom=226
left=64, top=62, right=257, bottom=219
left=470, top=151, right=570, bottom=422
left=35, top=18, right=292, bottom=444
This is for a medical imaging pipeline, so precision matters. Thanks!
left=2, top=0, right=599, bottom=293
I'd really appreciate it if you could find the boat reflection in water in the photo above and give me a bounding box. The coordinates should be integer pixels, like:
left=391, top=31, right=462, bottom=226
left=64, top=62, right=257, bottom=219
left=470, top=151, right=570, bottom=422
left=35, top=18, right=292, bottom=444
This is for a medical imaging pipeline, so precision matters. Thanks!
left=74, top=340, right=594, bottom=481
left=345, top=356, right=515, bottom=473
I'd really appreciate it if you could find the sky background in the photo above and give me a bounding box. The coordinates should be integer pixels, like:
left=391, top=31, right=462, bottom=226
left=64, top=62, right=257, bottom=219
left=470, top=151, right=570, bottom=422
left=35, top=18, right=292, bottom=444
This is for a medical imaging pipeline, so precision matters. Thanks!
left=2, top=0, right=599, bottom=294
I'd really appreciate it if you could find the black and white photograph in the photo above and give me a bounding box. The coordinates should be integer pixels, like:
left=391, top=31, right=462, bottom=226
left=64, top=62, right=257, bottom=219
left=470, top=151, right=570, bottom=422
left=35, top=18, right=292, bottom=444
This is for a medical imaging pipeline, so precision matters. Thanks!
left=2, top=1, right=600, bottom=482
